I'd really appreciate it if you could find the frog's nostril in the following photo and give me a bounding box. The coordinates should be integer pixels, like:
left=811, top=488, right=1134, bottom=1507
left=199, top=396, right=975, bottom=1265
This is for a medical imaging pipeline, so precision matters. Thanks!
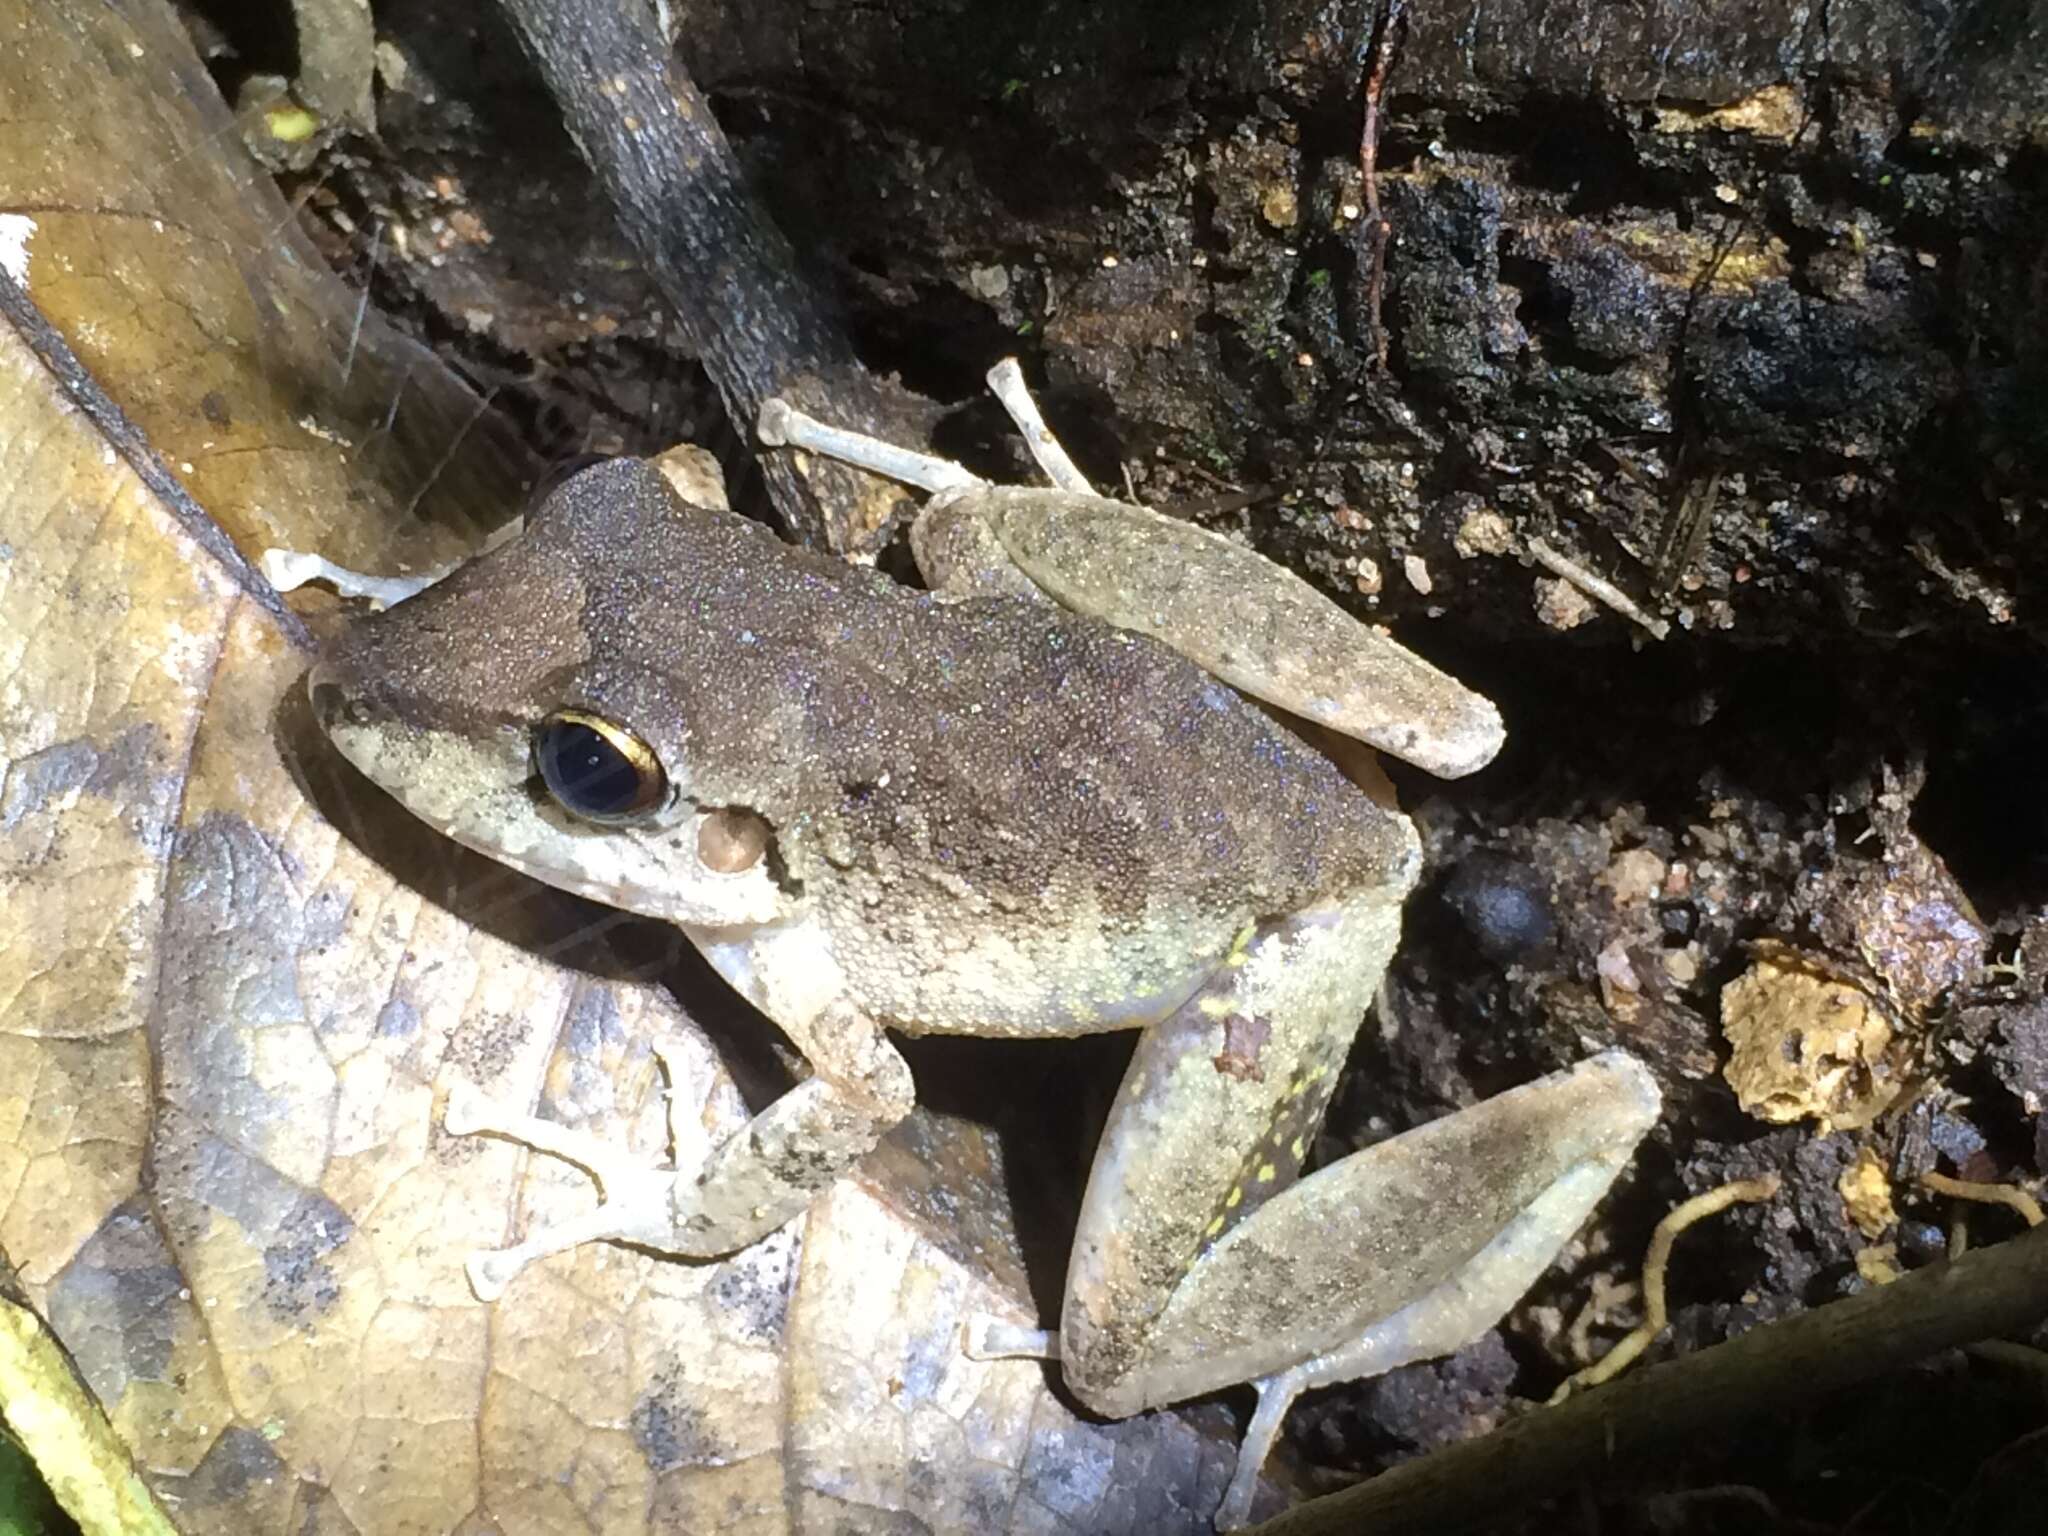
left=308, top=680, right=374, bottom=729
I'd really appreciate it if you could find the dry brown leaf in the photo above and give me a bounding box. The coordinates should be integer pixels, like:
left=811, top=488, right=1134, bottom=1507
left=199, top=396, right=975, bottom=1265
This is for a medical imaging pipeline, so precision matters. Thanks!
left=1, top=6, right=1254, bottom=1532
left=1, top=0, right=525, bottom=575
left=2, top=332, right=1249, bottom=1532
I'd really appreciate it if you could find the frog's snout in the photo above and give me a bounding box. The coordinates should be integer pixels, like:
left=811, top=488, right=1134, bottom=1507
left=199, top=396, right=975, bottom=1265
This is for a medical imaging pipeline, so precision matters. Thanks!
left=307, top=674, right=346, bottom=729
left=306, top=649, right=405, bottom=752
left=305, top=660, right=396, bottom=797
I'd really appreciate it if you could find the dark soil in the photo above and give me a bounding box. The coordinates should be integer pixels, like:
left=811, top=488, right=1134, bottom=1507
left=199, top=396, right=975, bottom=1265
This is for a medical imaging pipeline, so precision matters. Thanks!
left=186, top=1, right=2048, bottom=1530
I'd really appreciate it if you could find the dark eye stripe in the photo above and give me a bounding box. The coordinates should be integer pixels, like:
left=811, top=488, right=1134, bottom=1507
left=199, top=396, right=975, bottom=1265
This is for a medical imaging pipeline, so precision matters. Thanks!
left=533, top=712, right=667, bottom=822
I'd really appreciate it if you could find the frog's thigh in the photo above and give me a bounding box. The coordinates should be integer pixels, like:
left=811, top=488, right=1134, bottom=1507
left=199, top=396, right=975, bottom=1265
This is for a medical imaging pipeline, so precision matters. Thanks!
left=1062, top=907, right=1660, bottom=1420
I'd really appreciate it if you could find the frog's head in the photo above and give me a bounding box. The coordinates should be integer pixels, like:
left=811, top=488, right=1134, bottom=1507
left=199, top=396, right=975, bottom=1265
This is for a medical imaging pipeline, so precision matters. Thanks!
left=309, top=458, right=793, bottom=928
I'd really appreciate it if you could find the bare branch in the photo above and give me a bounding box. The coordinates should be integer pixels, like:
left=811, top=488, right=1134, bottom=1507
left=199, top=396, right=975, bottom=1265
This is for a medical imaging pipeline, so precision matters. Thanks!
left=1248, top=1222, right=2048, bottom=1536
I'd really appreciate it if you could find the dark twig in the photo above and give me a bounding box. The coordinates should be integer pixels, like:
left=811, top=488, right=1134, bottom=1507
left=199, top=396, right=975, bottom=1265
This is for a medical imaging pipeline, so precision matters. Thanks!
left=493, top=0, right=933, bottom=552
left=1357, top=0, right=1408, bottom=369
left=1247, top=1222, right=2048, bottom=1536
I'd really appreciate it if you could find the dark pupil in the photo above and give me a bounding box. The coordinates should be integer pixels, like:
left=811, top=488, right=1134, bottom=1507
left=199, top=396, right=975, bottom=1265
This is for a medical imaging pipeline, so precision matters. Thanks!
left=536, top=721, right=646, bottom=816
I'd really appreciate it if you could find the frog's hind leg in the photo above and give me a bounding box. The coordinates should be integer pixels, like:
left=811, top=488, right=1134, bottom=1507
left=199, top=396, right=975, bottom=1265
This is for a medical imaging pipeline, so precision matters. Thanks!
left=1059, top=903, right=1660, bottom=1530
left=982, top=358, right=1092, bottom=492
left=1206, top=1090, right=1655, bottom=1528
left=756, top=399, right=982, bottom=493
left=758, top=359, right=1088, bottom=495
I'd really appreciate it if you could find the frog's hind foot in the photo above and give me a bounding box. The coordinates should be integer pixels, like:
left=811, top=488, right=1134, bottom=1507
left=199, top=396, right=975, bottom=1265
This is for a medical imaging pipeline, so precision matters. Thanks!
left=756, top=399, right=980, bottom=494
left=981, top=358, right=1091, bottom=492
left=962, top=1317, right=1058, bottom=1361
left=1206, top=1079, right=1660, bottom=1527
left=758, top=357, right=1086, bottom=497
left=1062, top=1004, right=1659, bottom=1532
left=1204, top=1122, right=1654, bottom=1531
left=442, top=1077, right=684, bottom=1302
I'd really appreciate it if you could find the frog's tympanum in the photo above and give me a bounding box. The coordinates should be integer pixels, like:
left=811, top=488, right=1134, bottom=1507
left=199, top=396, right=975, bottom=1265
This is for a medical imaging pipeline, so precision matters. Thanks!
left=308, top=365, right=1658, bottom=1528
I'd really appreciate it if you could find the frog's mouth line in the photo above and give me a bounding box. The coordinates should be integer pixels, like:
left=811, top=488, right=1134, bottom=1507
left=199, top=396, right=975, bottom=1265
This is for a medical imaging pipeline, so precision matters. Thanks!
left=430, top=803, right=791, bottom=929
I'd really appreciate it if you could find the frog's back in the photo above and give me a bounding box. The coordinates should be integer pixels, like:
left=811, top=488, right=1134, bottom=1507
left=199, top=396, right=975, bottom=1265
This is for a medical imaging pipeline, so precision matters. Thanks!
left=570, top=475, right=1418, bottom=1038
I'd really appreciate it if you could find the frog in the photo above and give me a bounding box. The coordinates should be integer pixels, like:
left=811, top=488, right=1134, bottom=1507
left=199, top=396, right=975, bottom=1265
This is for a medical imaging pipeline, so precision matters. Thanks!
left=305, top=361, right=1660, bottom=1529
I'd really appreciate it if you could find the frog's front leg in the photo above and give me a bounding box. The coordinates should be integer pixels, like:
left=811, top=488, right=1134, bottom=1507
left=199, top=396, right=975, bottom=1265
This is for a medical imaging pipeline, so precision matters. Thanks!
left=1057, top=899, right=1659, bottom=1530
left=442, top=1039, right=699, bottom=1298
left=446, top=924, right=914, bottom=1300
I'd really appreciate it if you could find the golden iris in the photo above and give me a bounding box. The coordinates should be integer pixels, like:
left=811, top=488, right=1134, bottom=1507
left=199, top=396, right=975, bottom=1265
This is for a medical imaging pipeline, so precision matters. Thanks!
left=533, top=711, right=667, bottom=821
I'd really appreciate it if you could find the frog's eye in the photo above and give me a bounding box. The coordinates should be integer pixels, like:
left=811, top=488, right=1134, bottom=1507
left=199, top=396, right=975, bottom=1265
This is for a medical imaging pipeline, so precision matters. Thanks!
left=532, top=711, right=669, bottom=822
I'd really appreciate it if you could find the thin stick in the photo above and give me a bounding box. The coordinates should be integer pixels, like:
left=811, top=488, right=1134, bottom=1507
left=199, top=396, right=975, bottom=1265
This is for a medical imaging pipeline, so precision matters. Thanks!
left=1652, top=469, right=1721, bottom=595
left=1357, top=0, right=1408, bottom=369
left=494, top=0, right=931, bottom=551
left=1528, top=536, right=1672, bottom=640
left=1245, top=1221, right=2048, bottom=1536
left=985, top=358, right=1092, bottom=493
left=340, top=219, right=381, bottom=387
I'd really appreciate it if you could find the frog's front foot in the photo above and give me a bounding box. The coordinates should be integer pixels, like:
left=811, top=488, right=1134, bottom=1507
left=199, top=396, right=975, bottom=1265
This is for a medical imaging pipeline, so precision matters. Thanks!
left=446, top=1013, right=917, bottom=1299
left=443, top=1077, right=687, bottom=1301
left=260, top=548, right=448, bottom=609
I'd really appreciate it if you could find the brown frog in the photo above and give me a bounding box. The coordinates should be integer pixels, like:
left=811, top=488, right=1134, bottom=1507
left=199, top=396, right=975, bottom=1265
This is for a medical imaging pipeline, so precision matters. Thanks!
left=305, top=364, right=1658, bottom=1528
